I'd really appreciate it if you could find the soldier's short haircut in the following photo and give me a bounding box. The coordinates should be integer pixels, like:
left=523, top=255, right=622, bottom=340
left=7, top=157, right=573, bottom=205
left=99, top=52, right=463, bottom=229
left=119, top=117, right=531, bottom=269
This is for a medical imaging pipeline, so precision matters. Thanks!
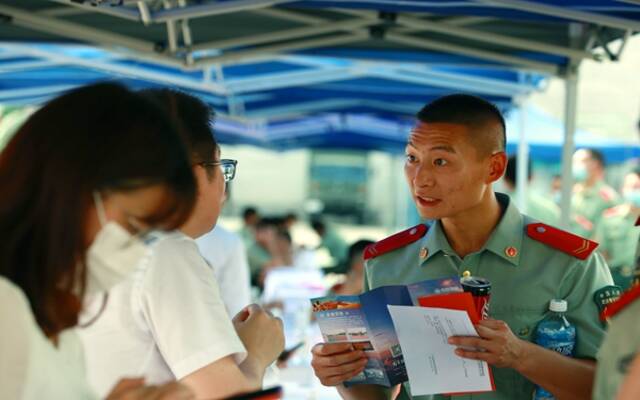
left=416, top=94, right=506, bottom=157
left=584, top=148, right=606, bottom=168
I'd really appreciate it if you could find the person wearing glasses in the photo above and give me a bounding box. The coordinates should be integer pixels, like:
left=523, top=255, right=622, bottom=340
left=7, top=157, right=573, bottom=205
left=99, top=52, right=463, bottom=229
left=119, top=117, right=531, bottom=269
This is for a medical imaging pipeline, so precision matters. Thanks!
left=78, top=89, right=284, bottom=399
left=0, top=83, right=197, bottom=399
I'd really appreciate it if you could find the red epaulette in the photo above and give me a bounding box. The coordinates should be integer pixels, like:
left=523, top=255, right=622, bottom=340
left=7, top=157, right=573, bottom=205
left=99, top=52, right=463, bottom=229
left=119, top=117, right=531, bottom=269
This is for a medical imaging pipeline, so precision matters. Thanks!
left=601, top=284, right=640, bottom=321
left=364, top=224, right=429, bottom=260
left=573, top=215, right=594, bottom=232
left=599, top=187, right=616, bottom=202
left=603, top=205, right=623, bottom=218
left=526, top=222, right=598, bottom=260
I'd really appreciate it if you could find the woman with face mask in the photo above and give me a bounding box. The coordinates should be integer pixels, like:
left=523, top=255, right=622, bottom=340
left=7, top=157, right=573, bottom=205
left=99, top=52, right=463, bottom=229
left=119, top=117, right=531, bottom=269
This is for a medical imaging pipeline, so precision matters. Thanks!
left=78, top=89, right=285, bottom=400
left=0, top=83, right=198, bottom=400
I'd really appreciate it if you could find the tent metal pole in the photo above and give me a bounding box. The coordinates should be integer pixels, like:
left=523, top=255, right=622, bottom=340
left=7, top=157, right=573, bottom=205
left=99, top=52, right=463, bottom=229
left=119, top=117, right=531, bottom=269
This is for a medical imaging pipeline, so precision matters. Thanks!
left=0, top=4, right=156, bottom=54
left=370, top=66, right=535, bottom=97
left=477, top=0, right=640, bottom=31
left=253, top=8, right=326, bottom=25
left=394, top=155, right=410, bottom=231
left=0, top=61, right=58, bottom=74
left=516, top=96, right=529, bottom=214
left=151, top=0, right=297, bottom=23
left=0, top=43, right=227, bottom=95
left=137, top=1, right=152, bottom=25
left=385, top=33, right=559, bottom=75
left=560, top=65, right=579, bottom=229
left=192, top=33, right=367, bottom=67
left=226, top=66, right=357, bottom=93
left=48, top=0, right=141, bottom=21
left=396, top=15, right=593, bottom=61
left=163, top=1, right=179, bottom=53
left=191, top=17, right=375, bottom=52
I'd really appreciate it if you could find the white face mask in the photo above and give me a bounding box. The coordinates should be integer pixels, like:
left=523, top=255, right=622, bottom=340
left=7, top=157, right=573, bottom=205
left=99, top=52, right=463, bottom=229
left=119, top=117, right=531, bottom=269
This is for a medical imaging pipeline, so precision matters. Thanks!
left=84, top=192, right=149, bottom=296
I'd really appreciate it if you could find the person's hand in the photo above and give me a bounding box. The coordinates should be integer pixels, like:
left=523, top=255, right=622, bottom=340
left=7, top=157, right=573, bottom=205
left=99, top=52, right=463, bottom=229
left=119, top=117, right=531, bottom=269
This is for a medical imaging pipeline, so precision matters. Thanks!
left=233, top=304, right=285, bottom=368
left=106, top=378, right=194, bottom=400
left=311, top=342, right=368, bottom=386
left=447, top=319, right=526, bottom=369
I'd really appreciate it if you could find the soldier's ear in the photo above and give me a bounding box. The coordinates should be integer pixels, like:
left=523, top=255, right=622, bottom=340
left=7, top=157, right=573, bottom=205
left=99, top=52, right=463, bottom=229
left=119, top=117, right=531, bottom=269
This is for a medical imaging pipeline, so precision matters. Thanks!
left=486, top=151, right=507, bottom=184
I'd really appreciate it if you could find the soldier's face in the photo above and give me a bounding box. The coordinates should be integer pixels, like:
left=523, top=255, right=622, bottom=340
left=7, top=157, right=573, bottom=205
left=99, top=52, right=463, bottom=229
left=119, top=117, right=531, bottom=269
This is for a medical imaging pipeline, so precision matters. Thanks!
left=572, top=149, right=598, bottom=179
left=622, top=173, right=640, bottom=195
left=404, top=122, right=503, bottom=220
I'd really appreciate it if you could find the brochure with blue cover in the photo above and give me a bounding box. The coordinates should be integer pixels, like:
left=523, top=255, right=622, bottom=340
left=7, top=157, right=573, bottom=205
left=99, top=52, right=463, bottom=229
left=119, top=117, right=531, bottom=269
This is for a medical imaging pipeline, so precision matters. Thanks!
left=310, top=276, right=463, bottom=387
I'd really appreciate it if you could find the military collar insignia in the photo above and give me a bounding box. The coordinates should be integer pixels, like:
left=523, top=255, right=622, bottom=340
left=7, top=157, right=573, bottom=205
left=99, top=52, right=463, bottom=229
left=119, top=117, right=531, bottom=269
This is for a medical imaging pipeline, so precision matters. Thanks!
left=526, top=222, right=598, bottom=260
left=504, top=246, right=518, bottom=258
left=419, top=247, right=429, bottom=259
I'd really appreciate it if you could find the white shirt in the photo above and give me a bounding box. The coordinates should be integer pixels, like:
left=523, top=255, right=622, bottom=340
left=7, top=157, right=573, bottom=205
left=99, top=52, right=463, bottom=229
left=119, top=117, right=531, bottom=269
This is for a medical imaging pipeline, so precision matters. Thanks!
left=0, top=277, right=97, bottom=400
left=196, top=225, right=252, bottom=316
left=78, top=231, right=247, bottom=398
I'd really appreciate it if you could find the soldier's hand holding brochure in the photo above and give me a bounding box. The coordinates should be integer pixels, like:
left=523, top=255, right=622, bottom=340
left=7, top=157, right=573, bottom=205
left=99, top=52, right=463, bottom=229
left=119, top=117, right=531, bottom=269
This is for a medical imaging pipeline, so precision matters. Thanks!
left=310, top=277, right=495, bottom=396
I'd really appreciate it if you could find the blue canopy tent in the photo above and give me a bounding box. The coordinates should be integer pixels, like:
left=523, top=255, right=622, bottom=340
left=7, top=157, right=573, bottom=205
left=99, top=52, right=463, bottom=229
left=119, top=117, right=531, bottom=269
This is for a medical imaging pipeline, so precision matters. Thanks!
left=1, top=0, right=640, bottom=226
left=505, top=105, right=640, bottom=163
left=0, top=43, right=539, bottom=152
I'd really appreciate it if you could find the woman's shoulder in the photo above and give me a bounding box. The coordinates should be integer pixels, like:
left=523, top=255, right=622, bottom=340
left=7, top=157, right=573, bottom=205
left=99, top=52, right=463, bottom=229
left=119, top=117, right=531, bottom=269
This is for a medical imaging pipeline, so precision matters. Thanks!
left=149, top=230, right=197, bottom=253
left=0, top=276, right=32, bottom=317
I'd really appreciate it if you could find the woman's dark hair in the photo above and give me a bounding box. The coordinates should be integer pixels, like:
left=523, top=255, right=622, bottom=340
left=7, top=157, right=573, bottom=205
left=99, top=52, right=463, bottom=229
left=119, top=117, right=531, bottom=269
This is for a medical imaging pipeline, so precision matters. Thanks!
left=0, top=82, right=197, bottom=336
left=138, top=88, right=217, bottom=167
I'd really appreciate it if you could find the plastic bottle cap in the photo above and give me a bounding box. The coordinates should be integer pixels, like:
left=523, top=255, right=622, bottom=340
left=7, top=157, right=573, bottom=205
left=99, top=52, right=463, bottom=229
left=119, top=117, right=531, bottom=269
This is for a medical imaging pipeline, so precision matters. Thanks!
left=549, top=299, right=567, bottom=312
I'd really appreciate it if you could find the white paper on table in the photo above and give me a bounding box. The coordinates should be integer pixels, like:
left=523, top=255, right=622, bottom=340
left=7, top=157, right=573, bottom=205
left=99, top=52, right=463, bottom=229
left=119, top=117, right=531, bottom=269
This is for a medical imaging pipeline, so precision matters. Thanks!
left=387, top=305, right=493, bottom=396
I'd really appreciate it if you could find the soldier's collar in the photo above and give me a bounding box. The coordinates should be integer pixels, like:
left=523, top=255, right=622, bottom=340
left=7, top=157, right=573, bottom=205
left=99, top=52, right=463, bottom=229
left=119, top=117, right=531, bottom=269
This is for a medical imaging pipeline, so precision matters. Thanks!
left=421, top=220, right=456, bottom=263
left=482, top=193, right=523, bottom=267
left=420, top=193, right=523, bottom=267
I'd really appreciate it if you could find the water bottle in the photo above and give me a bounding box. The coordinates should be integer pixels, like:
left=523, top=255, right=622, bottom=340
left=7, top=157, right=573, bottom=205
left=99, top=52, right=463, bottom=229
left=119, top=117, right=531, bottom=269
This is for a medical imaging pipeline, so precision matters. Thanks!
left=532, top=299, right=576, bottom=400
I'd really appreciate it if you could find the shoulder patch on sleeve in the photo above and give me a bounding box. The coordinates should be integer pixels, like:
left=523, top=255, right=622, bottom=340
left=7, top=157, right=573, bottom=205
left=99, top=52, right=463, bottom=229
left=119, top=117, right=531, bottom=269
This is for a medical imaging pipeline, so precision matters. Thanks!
left=635, top=215, right=640, bottom=226
left=526, top=222, right=599, bottom=260
left=594, top=285, right=623, bottom=316
left=364, top=224, right=428, bottom=260
left=600, top=284, right=640, bottom=321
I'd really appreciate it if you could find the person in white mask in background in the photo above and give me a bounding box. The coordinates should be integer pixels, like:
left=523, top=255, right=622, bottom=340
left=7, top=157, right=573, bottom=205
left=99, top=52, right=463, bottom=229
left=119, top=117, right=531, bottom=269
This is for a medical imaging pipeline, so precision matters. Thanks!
left=79, top=89, right=284, bottom=400
left=571, top=148, right=621, bottom=237
left=594, top=167, right=640, bottom=290
left=0, top=83, right=198, bottom=400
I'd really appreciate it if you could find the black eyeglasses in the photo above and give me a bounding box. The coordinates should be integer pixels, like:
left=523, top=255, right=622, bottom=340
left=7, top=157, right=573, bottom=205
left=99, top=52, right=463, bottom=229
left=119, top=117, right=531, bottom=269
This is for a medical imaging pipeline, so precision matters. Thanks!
left=198, top=159, right=237, bottom=182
